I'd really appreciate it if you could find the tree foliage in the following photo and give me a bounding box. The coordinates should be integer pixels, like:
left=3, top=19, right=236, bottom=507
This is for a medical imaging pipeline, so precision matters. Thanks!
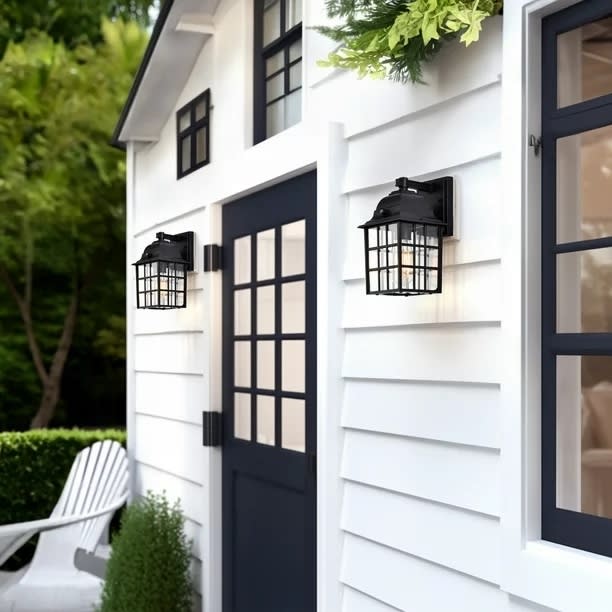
left=0, top=20, right=148, bottom=428
left=0, top=0, right=155, bottom=57
left=317, top=0, right=503, bottom=83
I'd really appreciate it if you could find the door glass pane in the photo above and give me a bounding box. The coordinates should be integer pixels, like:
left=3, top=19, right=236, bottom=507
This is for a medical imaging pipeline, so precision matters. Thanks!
left=181, top=136, right=191, bottom=172
left=257, top=341, right=275, bottom=389
left=234, top=392, right=251, bottom=440
left=284, top=90, right=301, bottom=129
left=234, top=236, right=251, bottom=284
left=257, top=285, right=275, bottom=334
left=558, top=16, right=612, bottom=108
left=289, top=61, right=302, bottom=91
left=263, top=0, right=281, bottom=46
left=195, top=127, right=207, bottom=164
left=282, top=398, right=305, bottom=452
left=557, top=248, right=612, bottom=333
left=557, top=355, right=612, bottom=519
left=257, top=395, right=275, bottom=445
left=282, top=340, right=304, bottom=392
left=281, top=220, right=305, bottom=276
left=266, top=50, right=284, bottom=76
left=285, top=0, right=302, bottom=30
left=257, top=229, right=275, bottom=280
left=557, top=125, right=612, bottom=243
left=266, top=99, right=284, bottom=138
left=266, top=73, right=284, bottom=102
left=234, top=289, right=251, bottom=335
left=234, top=341, right=251, bottom=387
left=282, top=281, right=305, bottom=333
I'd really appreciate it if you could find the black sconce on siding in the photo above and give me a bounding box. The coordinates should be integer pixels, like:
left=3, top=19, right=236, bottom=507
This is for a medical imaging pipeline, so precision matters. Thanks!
left=359, top=176, right=453, bottom=296
left=133, top=231, right=194, bottom=309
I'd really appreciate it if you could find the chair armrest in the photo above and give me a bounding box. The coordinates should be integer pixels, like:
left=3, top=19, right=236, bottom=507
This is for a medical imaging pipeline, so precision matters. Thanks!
left=74, top=545, right=110, bottom=580
left=0, top=493, right=127, bottom=566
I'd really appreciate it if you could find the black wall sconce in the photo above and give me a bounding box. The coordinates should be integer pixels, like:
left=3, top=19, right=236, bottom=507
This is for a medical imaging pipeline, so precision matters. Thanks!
left=133, top=231, right=194, bottom=309
left=359, top=176, right=453, bottom=296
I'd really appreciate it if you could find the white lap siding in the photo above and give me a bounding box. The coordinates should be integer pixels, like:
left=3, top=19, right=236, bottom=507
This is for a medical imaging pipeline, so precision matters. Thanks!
left=317, top=16, right=559, bottom=612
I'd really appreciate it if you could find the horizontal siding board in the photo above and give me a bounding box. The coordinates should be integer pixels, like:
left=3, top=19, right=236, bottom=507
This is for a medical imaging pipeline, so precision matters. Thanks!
left=135, top=371, right=205, bottom=425
left=343, top=156, right=502, bottom=281
left=134, top=332, right=205, bottom=375
left=343, top=325, right=501, bottom=385
left=133, top=289, right=204, bottom=334
left=342, top=482, right=500, bottom=582
left=342, top=429, right=499, bottom=516
left=134, top=414, right=203, bottom=484
left=342, top=586, right=402, bottom=612
left=343, top=84, right=501, bottom=194
left=309, top=20, right=502, bottom=137
left=134, top=460, right=204, bottom=525
left=343, top=379, right=499, bottom=449
left=342, top=261, right=501, bottom=328
left=342, top=534, right=505, bottom=612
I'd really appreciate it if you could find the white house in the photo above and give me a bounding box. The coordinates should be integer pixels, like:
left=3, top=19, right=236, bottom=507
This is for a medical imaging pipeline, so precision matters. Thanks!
left=112, top=1, right=612, bottom=610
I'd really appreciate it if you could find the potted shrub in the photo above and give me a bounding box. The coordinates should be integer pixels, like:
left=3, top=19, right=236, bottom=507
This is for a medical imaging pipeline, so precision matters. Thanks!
left=98, top=491, right=192, bottom=612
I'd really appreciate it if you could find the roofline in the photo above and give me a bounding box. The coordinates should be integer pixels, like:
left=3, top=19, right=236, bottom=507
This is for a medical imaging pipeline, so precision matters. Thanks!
left=111, top=0, right=175, bottom=150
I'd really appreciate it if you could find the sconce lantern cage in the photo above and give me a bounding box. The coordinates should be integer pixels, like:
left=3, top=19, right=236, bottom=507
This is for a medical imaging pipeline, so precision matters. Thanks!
left=133, top=231, right=194, bottom=309
left=359, top=177, right=453, bottom=296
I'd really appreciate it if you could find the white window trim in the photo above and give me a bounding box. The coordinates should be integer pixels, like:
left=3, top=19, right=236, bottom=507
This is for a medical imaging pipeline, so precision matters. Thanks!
left=501, top=1, right=612, bottom=610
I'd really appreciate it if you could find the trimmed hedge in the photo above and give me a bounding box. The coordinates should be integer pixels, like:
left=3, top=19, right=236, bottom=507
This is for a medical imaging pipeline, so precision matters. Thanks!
left=0, top=428, right=126, bottom=534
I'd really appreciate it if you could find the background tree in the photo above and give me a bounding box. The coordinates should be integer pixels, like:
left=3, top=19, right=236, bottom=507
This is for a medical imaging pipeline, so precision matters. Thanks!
left=0, top=20, right=148, bottom=428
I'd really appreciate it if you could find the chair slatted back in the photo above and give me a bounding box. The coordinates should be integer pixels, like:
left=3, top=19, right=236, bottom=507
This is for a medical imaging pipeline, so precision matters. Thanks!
left=30, top=440, right=128, bottom=572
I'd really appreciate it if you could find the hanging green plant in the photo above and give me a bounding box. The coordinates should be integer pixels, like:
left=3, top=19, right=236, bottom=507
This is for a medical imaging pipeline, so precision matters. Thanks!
left=316, top=0, right=503, bottom=84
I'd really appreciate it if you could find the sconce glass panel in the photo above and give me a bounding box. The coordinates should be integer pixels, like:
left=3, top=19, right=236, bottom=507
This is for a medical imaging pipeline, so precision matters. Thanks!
left=135, top=260, right=187, bottom=309
left=364, top=220, right=443, bottom=296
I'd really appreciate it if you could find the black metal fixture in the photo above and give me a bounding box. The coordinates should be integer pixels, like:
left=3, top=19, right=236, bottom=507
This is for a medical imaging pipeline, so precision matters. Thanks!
left=133, top=231, right=194, bottom=309
left=202, top=411, right=222, bottom=447
left=203, top=244, right=223, bottom=272
left=359, top=176, right=453, bottom=296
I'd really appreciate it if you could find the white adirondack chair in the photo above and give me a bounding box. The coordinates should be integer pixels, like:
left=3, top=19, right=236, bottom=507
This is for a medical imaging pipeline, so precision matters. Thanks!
left=0, top=439, right=128, bottom=612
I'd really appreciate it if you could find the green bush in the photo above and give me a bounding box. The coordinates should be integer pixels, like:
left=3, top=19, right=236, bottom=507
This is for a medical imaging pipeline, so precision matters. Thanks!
left=99, top=491, right=193, bottom=612
left=0, top=428, right=126, bottom=526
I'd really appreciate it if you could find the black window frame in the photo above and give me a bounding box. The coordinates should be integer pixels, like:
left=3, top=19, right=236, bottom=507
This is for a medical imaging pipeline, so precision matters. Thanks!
left=176, top=89, right=211, bottom=180
left=542, top=0, right=612, bottom=558
left=253, top=0, right=303, bottom=145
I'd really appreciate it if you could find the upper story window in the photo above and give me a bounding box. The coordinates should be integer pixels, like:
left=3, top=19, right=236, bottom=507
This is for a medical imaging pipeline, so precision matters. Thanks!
left=253, top=0, right=303, bottom=144
left=176, top=89, right=210, bottom=179
left=541, top=1, right=612, bottom=558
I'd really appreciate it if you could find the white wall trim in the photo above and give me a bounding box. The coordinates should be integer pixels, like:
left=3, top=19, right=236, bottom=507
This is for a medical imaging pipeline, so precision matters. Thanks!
left=501, top=1, right=612, bottom=610
left=316, top=121, right=347, bottom=612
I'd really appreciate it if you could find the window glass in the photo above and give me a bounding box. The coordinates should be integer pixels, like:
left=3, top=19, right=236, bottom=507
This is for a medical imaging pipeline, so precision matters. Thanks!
left=289, top=62, right=302, bottom=91
left=234, top=393, right=251, bottom=440
left=195, top=127, right=207, bottom=165
left=557, top=355, right=612, bottom=519
left=266, top=51, right=284, bottom=76
left=281, top=220, right=305, bottom=276
left=257, top=395, right=275, bottom=445
left=234, top=236, right=251, bottom=284
left=558, top=15, right=612, bottom=108
left=179, top=111, right=191, bottom=131
left=263, top=0, right=281, bottom=46
left=285, top=91, right=301, bottom=129
left=282, top=398, right=305, bottom=452
left=266, top=99, right=285, bottom=139
left=557, top=125, right=612, bottom=243
left=285, top=0, right=302, bottom=30
left=266, top=73, right=285, bottom=102
left=234, top=341, right=251, bottom=387
left=557, top=248, right=612, bottom=333
left=181, top=137, right=191, bottom=173
left=289, top=38, right=302, bottom=62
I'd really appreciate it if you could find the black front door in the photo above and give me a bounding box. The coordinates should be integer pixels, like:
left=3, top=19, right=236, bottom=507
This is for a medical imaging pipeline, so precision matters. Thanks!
left=222, top=171, right=317, bottom=612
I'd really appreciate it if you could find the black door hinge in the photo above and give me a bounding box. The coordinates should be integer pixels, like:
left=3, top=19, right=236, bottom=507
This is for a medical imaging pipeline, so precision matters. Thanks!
left=202, top=411, right=222, bottom=446
left=529, top=134, right=542, bottom=156
left=203, top=244, right=223, bottom=271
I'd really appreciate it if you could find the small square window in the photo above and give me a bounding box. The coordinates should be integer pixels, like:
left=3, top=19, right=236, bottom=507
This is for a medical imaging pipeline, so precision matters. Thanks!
left=176, top=89, right=210, bottom=179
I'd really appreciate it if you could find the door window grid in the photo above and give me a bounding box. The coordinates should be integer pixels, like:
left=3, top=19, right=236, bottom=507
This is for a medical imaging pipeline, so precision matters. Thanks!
left=542, top=2, right=612, bottom=558
left=232, top=221, right=307, bottom=451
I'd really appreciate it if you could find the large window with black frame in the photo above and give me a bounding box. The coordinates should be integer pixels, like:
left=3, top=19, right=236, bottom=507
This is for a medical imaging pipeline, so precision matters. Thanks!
left=541, top=1, right=612, bottom=558
left=254, top=0, right=302, bottom=143
left=176, top=89, right=210, bottom=179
